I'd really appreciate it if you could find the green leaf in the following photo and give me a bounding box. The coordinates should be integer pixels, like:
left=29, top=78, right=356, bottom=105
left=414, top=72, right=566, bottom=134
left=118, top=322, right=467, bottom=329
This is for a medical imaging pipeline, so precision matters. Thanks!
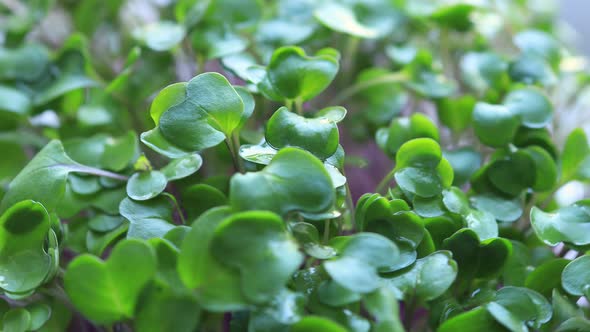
left=230, top=147, right=335, bottom=215
left=314, top=3, right=379, bottom=38
left=530, top=200, right=590, bottom=246
left=0, top=200, right=53, bottom=294
left=377, top=113, right=439, bottom=158
left=324, top=233, right=400, bottom=293
left=509, top=54, right=556, bottom=86
left=26, top=303, right=51, bottom=330
left=364, top=287, right=404, bottom=332
left=140, top=128, right=192, bottom=159
left=443, top=229, right=511, bottom=280
left=119, top=197, right=175, bottom=240
left=471, top=194, right=523, bottom=223
left=504, top=88, right=553, bottom=129
left=291, top=316, right=348, bottom=332
left=191, top=26, right=248, bottom=60
left=436, top=95, right=476, bottom=133
left=126, top=171, right=168, bottom=201
left=2, top=308, right=31, bottom=332
left=0, top=44, right=49, bottom=81
left=473, top=103, right=520, bottom=147
left=134, top=286, right=200, bottom=332
left=438, top=307, right=505, bottom=332
left=64, top=239, right=157, bottom=324
left=248, top=289, right=305, bottom=331
left=177, top=207, right=248, bottom=311
left=396, top=137, right=441, bottom=169
left=133, top=21, right=186, bottom=52
left=263, top=46, right=340, bottom=102
left=157, top=72, right=245, bottom=151
left=1, top=140, right=124, bottom=213
left=291, top=222, right=336, bottom=259
left=522, top=146, right=557, bottom=191
left=444, top=148, right=481, bottom=186
left=562, top=255, right=590, bottom=296
left=150, top=82, right=188, bottom=125
left=160, top=154, right=203, bottom=181
left=486, top=150, right=536, bottom=197
left=265, top=107, right=341, bottom=159
left=561, top=128, right=590, bottom=182
left=182, top=184, right=227, bottom=220
left=388, top=251, right=457, bottom=301
left=486, top=286, right=552, bottom=331
left=514, top=30, right=561, bottom=66
left=460, top=52, right=508, bottom=94
left=0, top=86, right=31, bottom=116
left=525, top=258, right=569, bottom=297
left=32, top=50, right=98, bottom=106
left=210, top=211, right=303, bottom=303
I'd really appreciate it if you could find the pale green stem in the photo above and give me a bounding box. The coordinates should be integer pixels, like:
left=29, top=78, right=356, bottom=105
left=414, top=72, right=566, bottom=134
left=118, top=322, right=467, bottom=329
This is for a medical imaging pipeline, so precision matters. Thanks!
left=375, top=167, right=396, bottom=195
left=329, top=71, right=408, bottom=105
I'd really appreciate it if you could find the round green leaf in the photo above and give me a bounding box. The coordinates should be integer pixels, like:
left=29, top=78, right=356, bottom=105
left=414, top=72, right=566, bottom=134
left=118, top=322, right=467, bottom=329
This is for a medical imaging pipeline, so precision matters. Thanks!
left=471, top=194, right=523, bottom=223
left=443, top=229, right=511, bottom=280
left=525, top=258, right=569, bottom=297
left=396, top=138, right=442, bottom=169
left=266, top=46, right=340, bottom=102
left=444, top=148, right=481, bottom=186
left=126, top=171, right=168, bottom=201
left=140, top=128, right=192, bottom=159
left=395, top=167, right=443, bottom=198
left=133, top=21, right=186, bottom=52
left=473, top=102, right=519, bottom=147
left=460, top=52, right=508, bottom=93
left=158, top=72, right=244, bottom=151
left=487, top=151, right=536, bottom=197
left=177, top=207, right=248, bottom=311
left=291, top=316, right=347, bottom=332
left=210, top=211, right=303, bottom=303
left=530, top=200, right=590, bottom=246
left=504, top=88, right=553, bottom=129
left=522, top=146, right=557, bottom=191
left=150, top=82, right=187, bottom=125
left=230, top=147, right=335, bottom=216
left=389, top=251, right=457, bottom=301
left=439, top=307, right=504, bottom=332
left=324, top=233, right=400, bottom=293
left=379, top=114, right=439, bottom=158
left=26, top=302, right=51, bottom=330
left=2, top=308, right=31, bottom=332
left=64, top=239, right=157, bottom=324
left=265, top=107, right=339, bottom=159
left=562, top=255, right=590, bottom=296
left=160, top=154, right=203, bottom=181
left=119, top=197, right=174, bottom=240
left=514, top=30, right=561, bottom=65
left=0, top=200, right=52, bottom=294
left=314, top=3, right=379, bottom=38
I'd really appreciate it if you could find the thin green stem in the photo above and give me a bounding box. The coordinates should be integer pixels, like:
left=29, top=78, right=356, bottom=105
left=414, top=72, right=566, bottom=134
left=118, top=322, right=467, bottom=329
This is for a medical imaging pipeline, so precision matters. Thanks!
left=294, top=98, right=304, bottom=115
left=343, top=36, right=360, bottom=85
left=225, top=138, right=240, bottom=173
left=375, top=167, right=396, bottom=195
left=329, top=71, right=408, bottom=105
left=232, top=132, right=245, bottom=173
left=323, top=219, right=331, bottom=244
left=162, top=192, right=186, bottom=225
left=285, top=99, right=294, bottom=111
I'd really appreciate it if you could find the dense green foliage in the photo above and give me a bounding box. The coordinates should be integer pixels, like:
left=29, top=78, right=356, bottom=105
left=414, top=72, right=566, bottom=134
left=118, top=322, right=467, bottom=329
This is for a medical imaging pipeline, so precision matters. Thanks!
left=1, top=0, right=590, bottom=331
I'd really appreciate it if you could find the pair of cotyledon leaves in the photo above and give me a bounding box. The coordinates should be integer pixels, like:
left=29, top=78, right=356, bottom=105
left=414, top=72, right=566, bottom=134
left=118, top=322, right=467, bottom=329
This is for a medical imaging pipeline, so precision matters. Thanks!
left=473, top=87, right=553, bottom=148
left=392, top=137, right=454, bottom=199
